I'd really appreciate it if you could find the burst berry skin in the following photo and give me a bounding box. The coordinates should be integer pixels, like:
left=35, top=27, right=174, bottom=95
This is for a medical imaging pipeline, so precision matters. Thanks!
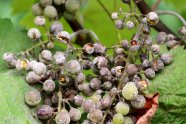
left=27, top=28, right=41, bottom=41
left=44, top=5, right=58, bottom=19
left=144, top=68, right=155, bottom=79
left=25, top=90, right=41, bottom=106
left=16, top=59, right=29, bottom=71
left=161, top=53, right=173, bottom=65
left=83, top=43, right=94, bottom=54
left=56, top=31, right=70, bottom=43
left=37, top=105, right=53, bottom=120
left=146, top=12, right=159, bottom=25
left=87, top=109, right=103, bottom=123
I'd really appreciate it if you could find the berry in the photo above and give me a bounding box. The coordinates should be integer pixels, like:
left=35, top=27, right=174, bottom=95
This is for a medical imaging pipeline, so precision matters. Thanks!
left=47, top=42, right=55, bottom=49
left=37, top=105, right=53, bottom=120
left=25, top=90, right=41, bottom=106
left=144, top=35, right=152, bottom=45
left=33, top=62, right=47, bottom=76
left=124, top=116, right=133, bottom=124
left=27, top=60, right=38, bottom=70
left=146, top=12, right=159, bottom=25
left=32, top=3, right=43, bottom=16
left=126, top=64, right=138, bottom=76
left=156, top=32, right=167, bottom=44
left=93, top=43, right=106, bottom=54
left=160, top=53, right=173, bottom=65
left=74, top=95, right=85, bottom=106
left=69, top=108, right=81, bottom=121
left=142, top=59, right=151, bottom=69
left=144, top=68, right=155, bottom=79
left=50, top=21, right=63, bottom=35
left=179, top=26, right=186, bottom=35
left=82, top=59, right=92, bottom=70
left=56, top=31, right=70, bottom=43
left=90, top=94, right=102, bottom=104
left=27, top=28, right=41, bottom=41
left=65, top=60, right=81, bottom=74
left=121, top=40, right=129, bottom=50
left=55, top=110, right=71, bottom=124
left=142, top=24, right=151, bottom=34
left=75, top=73, right=85, bottom=84
left=167, top=34, right=175, bottom=41
left=82, top=83, right=93, bottom=96
left=2, top=52, right=14, bottom=63
left=115, top=20, right=124, bottom=30
left=93, top=56, right=108, bottom=69
left=122, top=82, right=138, bottom=100
left=115, top=48, right=124, bottom=55
left=54, top=0, right=66, bottom=5
left=26, top=71, right=41, bottom=84
left=16, top=59, right=29, bottom=71
left=151, top=44, right=160, bottom=54
left=34, top=16, right=46, bottom=26
left=53, top=51, right=66, bottom=66
left=152, top=59, right=164, bottom=72
left=131, top=95, right=146, bottom=109
left=82, top=99, right=95, bottom=112
left=102, top=81, right=112, bottom=90
left=99, top=67, right=113, bottom=81
left=111, top=12, right=119, bottom=20
left=137, top=80, right=149, bottom=91
left=126, top=21, right=135, bottom=29
left=130, top=45, right=140, bottom=52
left=166, top=40, right=177, bottom=49
left=89, top=78, right=101, bottom=90
left=43, top=79, right=55, bottom=92
left=101, top=95, right=112, bottom=109
left=111, top=66, right=124, bottom=77
left=83, top=43, right=94, bottom=54
left=87, top=109, right=103, bottom=123
left=40, top=50, right=53, bottom=62
left=113, top=113, right=124, bottom=124
left=65, top=0, right=80, bottom=13
left=115, top=102, right=130, bottom=115
left=40, top=0, right=53, bottom=7
left=44, top=5, right=58, bottom=19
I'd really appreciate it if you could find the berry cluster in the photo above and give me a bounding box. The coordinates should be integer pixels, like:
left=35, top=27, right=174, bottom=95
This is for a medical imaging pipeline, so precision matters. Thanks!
left=2, top=0, right=184, bottom=124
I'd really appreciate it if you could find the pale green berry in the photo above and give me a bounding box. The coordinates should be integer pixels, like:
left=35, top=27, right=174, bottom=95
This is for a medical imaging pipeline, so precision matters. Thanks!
left=124, top=116, right=134, bottom=124
left=122, top=82, right=138, bottom=100
left=115, top=102, right=130, bottom=115
left=44, top=5, right=58, bottom=19
left=65, top=0, right=80, bottom=13
left=54, top=0, right=66, bottom=5
left=32, top=3, right=43, bottom=16
left=113, top=113, right=124, bottom=124
left=40, top=0, right=53, bottom=7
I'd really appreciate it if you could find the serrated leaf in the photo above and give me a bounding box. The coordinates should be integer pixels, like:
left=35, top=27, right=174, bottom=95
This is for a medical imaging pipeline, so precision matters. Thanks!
left=0, top=18, right=40, bottom=124
left=148, top=47, right=186, bottom=124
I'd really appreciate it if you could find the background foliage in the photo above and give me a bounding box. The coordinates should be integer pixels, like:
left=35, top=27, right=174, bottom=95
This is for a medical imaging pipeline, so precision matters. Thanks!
left=0, top=0, right=186, bottom=123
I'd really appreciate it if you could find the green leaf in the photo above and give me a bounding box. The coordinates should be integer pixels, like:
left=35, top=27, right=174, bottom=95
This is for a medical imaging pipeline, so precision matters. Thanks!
left=0, top=18, right=40, bottom=124
left=149, top=47, right=186, bottom=124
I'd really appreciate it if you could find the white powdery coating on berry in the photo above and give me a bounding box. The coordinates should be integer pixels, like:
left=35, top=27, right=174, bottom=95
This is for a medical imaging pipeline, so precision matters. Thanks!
left=115, top=20, right=124, bottom=30
left=27, top=60, right=37, bottom=70
left=75, top=73, right=85, bottom=83
left=83, top=43, right=94, bottom=54
left=115, top=102, right=130, bottom=115
left=144, top=68, right=155, bottom=79
left=111, top=12, right=118, bottom=20
left=65, top=60, right=81, bottom=74
left=161, top=53, right=173, bottom=65
left=87, top=109, right=103, bottom=123
left=34, top=16, right=46, bottom=26
left=131, top=95, right=146, bottom=109
left=37, top=105, right=53, bottom=120
left=43, top=79, right=55, bottom=92
left=25, top=90, right=41, bottom=106
left=74, top=95, right=85, bottom=106
left=55, top=110, right=70, bottom=124
left=156, top=32, right=167, bottom=44
left=56, top=31, right=70, bottom=43
left=122, top=82, right=138, bottom=100
left=93, top=56, right=107, bottom=69
left=126, top=21, right=135, bottom=29
left=27, top=28, right=41, bottom=40
left=33, top=62, right=47, bottom=76
left=3, top=52, right=14, bottom=63
left=69, top=108, right=81, bottom=121
left=151, top=44, right=160, bottom=54
left=124, top=116, right=133, bottom=124
left=93, top=43, right=106, bottom=54
left=53, top=51, right=66, bottom=65
left=179, top=26, right=186, bottom=35
left=82, top=99, right=95, bottom=112
left=89, top=78, right=101, bottom=90
left=26, top=71, right=41, bottom=84
left=50, top=21, right=63, bottom=35
left=41, top=50, right=53, bottom=61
